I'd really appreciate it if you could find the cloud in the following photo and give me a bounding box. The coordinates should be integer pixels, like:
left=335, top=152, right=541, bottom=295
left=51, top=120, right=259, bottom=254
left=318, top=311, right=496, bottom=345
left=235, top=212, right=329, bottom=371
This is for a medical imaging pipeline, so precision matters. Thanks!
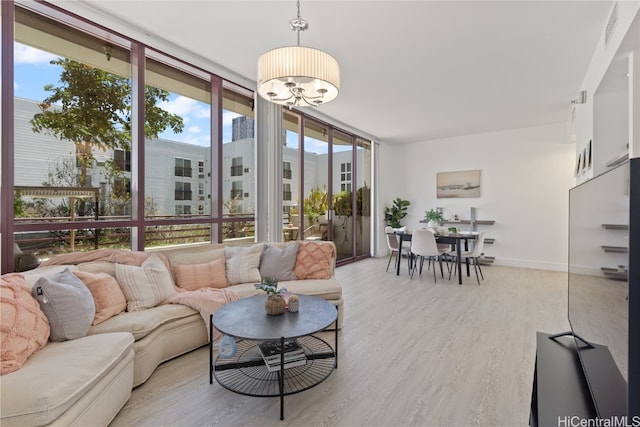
left=158, top=96, right=210, bottom=119
left=14, top=43, right=59, bottom=64
left=187, top=125, right=201, bottom=134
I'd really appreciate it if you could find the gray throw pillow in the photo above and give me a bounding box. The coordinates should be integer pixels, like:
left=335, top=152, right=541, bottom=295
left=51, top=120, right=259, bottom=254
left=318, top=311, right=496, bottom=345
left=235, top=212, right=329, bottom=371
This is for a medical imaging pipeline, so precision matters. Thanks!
left=32, top=268, right=95, bottom=342
left=259, top=243, right=299, bottom=282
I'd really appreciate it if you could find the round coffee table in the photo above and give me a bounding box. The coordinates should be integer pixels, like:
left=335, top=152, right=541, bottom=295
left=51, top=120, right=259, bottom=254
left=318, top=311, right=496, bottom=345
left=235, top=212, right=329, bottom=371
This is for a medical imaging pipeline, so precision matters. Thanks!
left=209, top=294, right=338, bottom=420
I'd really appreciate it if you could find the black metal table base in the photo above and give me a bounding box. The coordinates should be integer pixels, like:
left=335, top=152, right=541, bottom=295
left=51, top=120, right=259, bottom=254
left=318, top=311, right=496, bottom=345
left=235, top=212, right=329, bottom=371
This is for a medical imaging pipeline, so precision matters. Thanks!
left=211, top=335, right=336, bottom=420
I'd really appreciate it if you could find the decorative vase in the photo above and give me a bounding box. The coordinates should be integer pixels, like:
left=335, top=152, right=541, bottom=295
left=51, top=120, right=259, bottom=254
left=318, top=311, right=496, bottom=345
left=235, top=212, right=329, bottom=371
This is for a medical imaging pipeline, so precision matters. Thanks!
left=218, top=334, right=237, bottom=359
left=427, top=220, right=438, bottom=229
left=265, top=295, right=285, bottom=315
left=288, top=297, right=299, bottom=313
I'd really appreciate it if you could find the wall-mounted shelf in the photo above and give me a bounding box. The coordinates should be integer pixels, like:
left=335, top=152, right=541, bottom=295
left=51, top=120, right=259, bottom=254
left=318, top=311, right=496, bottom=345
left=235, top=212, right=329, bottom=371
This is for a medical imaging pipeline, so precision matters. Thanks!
left=601, top=245, right=628, bottom=253
left=601, top=267, right=628, bottom=281
left=602, top=224, right=629, bottom=230
left=441, top=219, right=496, bottom=226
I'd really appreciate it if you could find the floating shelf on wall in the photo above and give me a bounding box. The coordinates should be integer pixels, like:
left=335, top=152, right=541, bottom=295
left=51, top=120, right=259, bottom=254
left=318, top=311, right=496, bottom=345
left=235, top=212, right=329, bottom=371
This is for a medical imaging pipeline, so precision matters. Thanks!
left=601, top=267, right=628, bottom=281
left=601, top=245, right=628, bottom=253
left=602, top=224, right=629, bottom=230
left=441, top=219, right=496, bottom=225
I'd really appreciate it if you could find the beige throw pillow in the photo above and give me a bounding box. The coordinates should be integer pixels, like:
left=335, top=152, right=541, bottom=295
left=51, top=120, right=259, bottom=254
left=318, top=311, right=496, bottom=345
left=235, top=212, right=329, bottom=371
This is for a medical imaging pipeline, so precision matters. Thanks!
left=115, top=255, right=176, bottom=312
left=225, top=244, right=262, bottom=285
left=73, top=271, right=127, bottom=325
left=173, top=258, right=228, bottom=291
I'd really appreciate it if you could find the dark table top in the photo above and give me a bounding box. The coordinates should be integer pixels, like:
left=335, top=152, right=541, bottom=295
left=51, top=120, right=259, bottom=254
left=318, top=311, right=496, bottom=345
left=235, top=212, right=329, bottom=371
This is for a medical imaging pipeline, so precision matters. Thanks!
left=212, top=294, right=337, bottom=341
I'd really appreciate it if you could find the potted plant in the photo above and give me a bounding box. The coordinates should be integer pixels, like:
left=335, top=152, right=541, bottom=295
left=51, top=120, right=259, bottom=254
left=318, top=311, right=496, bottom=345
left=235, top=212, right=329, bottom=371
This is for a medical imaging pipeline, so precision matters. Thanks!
left=288, top=294, right=299, bottom=312
left=254, top=277, right=288, bottom=315
left=384, top=197, right=410, bottom=228
left=424, top=208, right=444, bottom=228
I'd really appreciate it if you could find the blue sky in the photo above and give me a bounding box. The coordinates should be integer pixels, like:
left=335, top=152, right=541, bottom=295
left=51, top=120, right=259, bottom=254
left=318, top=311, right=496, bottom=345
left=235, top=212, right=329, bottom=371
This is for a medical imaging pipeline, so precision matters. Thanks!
left=13, top=42, right=336, bottom=154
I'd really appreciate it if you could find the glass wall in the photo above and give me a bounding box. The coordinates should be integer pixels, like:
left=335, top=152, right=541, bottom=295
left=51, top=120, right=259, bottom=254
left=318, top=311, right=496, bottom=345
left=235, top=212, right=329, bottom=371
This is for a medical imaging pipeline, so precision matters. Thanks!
left=281, top=110, right=373, bottom=263
left=13, top=6, right=133, bottom=254
left=302, top=118, right=330, bottom=241
left=221, top=88, right=256, bottom=242
left=3, top=2, right=372, bottom=272
left=356, top=138, right=372, bottom=258
left=332, top=131, right=354, bottom=261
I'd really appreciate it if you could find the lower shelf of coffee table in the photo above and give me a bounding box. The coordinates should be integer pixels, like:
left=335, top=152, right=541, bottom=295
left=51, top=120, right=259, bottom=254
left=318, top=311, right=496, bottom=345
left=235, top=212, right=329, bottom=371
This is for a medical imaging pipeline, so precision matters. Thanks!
left=213, top=335, right=336, bottom=397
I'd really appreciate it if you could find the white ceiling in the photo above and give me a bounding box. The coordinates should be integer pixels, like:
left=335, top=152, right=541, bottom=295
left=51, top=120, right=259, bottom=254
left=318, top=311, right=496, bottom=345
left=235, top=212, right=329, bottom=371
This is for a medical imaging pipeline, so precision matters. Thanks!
left=72, top=0, right=614, bottom=144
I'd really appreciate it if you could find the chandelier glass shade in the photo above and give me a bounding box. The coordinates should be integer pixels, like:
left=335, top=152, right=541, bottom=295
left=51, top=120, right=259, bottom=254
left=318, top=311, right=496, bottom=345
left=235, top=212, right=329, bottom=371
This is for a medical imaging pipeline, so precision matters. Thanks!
left=257, top=1, right=340, bottom=107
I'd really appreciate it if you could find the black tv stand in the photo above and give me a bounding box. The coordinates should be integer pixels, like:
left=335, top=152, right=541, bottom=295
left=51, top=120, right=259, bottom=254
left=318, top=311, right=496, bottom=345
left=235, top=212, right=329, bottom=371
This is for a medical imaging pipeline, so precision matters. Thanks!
left=548, top=330, right=594, bottom=348
left=530, top=332, right=596, bottom=426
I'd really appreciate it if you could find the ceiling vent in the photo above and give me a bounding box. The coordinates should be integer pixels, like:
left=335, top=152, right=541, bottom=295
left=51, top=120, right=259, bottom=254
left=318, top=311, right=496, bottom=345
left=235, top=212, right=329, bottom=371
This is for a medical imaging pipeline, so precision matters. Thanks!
left=605, top=2, right=618, bottom=45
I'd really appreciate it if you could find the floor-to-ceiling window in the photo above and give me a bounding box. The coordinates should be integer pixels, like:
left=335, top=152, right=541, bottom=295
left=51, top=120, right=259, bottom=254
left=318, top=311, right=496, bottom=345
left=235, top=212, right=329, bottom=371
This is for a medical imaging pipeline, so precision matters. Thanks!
left=280, top=108, right=373, bottom=263
left=1, top=1, right=373, bottom=273
left=13, top=6, right=134, bottom=254
left=143, top=53, right=213, bottom=247
left=355, top=137, right=372, bottom=258
left=3, top=2, right=257, bottom=272
left=221, top=88, right=256, bottom=242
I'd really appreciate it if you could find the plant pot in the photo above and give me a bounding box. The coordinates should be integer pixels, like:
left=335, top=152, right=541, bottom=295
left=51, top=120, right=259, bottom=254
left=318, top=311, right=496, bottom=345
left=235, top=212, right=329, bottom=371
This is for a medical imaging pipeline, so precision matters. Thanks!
left=265, top=295, right=285, bottom=315
left=288, top=298, right=299, bottom=313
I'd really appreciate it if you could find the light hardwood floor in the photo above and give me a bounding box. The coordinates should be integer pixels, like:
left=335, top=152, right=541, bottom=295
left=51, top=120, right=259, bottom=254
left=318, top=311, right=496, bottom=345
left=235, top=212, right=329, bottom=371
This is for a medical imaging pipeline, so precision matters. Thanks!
left=110, top=257, right=569, bottom=427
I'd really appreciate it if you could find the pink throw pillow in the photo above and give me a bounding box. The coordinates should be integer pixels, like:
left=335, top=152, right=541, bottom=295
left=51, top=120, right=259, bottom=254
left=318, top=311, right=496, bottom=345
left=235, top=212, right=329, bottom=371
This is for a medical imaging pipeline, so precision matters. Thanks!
left=1, top=273, right=50, bottom=375
left=293, top=241, right=336, bottom=280
left=73, top=271, right=127, bottom=325
left=173, top=258, right=228, bottom=291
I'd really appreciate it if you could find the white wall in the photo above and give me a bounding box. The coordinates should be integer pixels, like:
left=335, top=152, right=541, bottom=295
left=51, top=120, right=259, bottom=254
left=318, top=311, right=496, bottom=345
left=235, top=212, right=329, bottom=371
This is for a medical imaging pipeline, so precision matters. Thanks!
left=379, top=123, right=575, bottom=271
left=574, top=3, right=640, bottom=172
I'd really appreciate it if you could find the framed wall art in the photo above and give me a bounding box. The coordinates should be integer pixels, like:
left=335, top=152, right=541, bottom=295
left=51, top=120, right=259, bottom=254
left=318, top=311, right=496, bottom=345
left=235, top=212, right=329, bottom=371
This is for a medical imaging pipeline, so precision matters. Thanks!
left=437, top=169, right=481, bottom=198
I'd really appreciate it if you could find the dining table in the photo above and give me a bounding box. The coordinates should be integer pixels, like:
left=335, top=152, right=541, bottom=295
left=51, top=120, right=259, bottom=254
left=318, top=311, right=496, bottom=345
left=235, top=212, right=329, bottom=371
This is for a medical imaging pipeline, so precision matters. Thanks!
left=392, top=230, right=478, bottom=285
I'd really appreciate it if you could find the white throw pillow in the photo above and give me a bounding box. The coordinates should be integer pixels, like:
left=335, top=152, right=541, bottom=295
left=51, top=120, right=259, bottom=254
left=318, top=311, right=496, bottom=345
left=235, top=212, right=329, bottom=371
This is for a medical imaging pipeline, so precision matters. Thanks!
left=225, top=244, right=262, bottom=285
left=115, top=255, right=176, bottom=312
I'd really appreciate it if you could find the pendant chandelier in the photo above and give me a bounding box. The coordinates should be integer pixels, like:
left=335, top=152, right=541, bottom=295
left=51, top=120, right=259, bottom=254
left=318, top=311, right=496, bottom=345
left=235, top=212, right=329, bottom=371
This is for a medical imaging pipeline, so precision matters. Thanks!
left=257, top=0, right=340, bottom=107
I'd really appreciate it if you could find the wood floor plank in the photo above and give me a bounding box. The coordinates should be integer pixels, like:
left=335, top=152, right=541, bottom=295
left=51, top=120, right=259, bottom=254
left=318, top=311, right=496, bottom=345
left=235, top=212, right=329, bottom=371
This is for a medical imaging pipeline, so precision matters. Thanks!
left=110, top=258, right=568, bottom=426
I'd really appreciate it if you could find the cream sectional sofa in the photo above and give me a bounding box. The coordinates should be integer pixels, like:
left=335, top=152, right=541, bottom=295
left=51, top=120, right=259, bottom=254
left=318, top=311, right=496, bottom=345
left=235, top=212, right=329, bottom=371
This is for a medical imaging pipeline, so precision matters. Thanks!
left=0, top=240, right=342, bottom=426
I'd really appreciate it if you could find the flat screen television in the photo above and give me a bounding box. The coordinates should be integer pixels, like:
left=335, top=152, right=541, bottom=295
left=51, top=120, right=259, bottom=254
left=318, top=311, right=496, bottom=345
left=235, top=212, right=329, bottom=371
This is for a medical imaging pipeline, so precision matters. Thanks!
left=568, top=158, right=639, bottom=418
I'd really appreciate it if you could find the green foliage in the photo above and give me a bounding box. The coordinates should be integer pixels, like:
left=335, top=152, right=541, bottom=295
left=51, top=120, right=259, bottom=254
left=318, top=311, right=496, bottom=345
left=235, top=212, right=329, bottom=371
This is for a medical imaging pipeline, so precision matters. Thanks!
left=424, top=209, right=444, bottom=222
left=333, top=191, right=352, bottom=216
left=333, top=184, right=370, bottom=217
left=254, top=277, right=287, bottom=295
left=14, top=190, right=24, bottom=217
left=30, top=58, right=184, bottom=185
left=357, top=184, right=370, bottom=216
left=304, top=185, right=328, bottom=223
left=384, top=197, right=411, bottom=228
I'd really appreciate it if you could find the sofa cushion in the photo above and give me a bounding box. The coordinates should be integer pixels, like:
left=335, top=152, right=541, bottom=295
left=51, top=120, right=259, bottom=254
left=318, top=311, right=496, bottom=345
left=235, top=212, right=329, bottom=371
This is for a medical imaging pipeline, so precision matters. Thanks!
left=173, top=258, right=228, bottom=291
left=116, top=255, right=176, bottom=312
left=32, top=269, right=95, bottom=342
left=88, top=304, right=198, bottom=340
left=294, top=241, right=335, bottom=279
left=165, top=248, right=226, bottom=266
left=73, top=271, right=127, bottom=325
left=279, top=277, right=343, bottom=300
left=225, top=244, right=262, bottom=285
left=259, top=243, right=298, bottom=282
left=0, top=274, right=50, bottom=375
left=76, top=261, right=117, bottom=278
left=0, top=332, right=133, bottom=426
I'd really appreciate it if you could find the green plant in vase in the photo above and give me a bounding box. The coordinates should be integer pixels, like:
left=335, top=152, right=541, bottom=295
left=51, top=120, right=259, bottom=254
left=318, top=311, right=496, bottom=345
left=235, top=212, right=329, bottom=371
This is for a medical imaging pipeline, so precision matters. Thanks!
left=384, top=197, right=410, bottom=228
left=424, top=208, right=444, bottom=228
left=255, top=277, right=287, bottom=315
